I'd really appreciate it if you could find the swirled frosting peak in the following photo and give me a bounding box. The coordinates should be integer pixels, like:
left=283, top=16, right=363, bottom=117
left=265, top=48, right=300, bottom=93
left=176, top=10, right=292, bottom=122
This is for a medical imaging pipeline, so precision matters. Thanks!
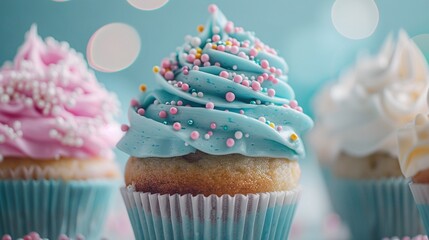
left=117, top=5, right=313, bottom=160
left=311, top=30, right=429, bottom=162
left=0, top=25, right=120, bottom=160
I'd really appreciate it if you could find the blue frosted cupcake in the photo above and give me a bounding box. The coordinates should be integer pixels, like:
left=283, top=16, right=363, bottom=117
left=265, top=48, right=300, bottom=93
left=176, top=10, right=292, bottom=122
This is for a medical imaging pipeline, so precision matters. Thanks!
left=310, top=31, right=428, bottom=239
left=0, top=26, right=121, bottom=239
left=118, top=4, right=313, bottom=240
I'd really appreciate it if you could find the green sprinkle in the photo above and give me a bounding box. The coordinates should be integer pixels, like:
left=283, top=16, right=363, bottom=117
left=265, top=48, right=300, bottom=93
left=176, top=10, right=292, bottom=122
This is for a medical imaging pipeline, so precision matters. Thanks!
left=188, top=119, right=194, bottom=125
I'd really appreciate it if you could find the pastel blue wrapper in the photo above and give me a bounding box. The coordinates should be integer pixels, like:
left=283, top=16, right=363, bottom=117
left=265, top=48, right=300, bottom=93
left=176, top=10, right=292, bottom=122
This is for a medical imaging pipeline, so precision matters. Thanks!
left=121, top=187, right=300, bottom=240
left=328, top=175, right=423, bottom=239
left=409, top=183, right=429, bottom=234
left=0, top=179, right=117, bottom=240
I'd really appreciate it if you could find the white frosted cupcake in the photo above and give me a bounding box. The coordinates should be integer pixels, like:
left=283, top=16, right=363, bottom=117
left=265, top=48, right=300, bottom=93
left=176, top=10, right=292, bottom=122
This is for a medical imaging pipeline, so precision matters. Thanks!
left=310, top=30, right=429, bottom=239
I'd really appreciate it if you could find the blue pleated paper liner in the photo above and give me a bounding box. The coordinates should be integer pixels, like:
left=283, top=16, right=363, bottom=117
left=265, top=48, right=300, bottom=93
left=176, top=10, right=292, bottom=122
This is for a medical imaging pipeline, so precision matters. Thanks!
left=0, top=179, right=117, bottom=240
left=410, top=183, right=429, bottom=234
left=327, top=175, right=423, bottom=240
left=121, top=187, right=300, bottom=240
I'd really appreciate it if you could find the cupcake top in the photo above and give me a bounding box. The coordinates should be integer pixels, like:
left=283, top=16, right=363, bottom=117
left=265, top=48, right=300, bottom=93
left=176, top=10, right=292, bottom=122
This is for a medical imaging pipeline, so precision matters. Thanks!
left=398, top=113, right=429, bottom=178
left=0, top=25, right=120, bottom=160
left=117, top=5, right=313, bottom=160
left=311, top=31, right=429, bottom=162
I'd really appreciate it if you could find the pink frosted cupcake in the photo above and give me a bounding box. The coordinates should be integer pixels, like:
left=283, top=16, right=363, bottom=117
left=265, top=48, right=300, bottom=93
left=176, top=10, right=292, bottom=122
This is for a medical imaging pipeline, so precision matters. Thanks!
left=0, top=25, right=121, bottom=239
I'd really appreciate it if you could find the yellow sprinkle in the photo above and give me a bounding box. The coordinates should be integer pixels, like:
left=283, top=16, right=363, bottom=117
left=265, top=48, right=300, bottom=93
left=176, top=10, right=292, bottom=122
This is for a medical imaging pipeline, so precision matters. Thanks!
left=153, top=66, right=160, bottom=73
left=197, top=48, right=202, bottom=53
left=225, top=41, right=232, bottom=46
left=196, top=53, right=201, bottom=59
left=212, top=44, right=217, bottom=49
left=139, top=84, right=147, bottom=92
left=197, top=25, right=204, bottom=33
left=269, top=122, right=275, bottom=128
left=290, top=133, right=298, bottom=141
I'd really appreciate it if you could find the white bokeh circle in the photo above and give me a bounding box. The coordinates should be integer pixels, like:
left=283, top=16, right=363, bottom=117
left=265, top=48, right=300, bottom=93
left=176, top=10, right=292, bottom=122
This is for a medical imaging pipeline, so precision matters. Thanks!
left=331, top=0, right=379, bottom=40
left=87, top=23, right=141, bottom=73
left=127, top=0, right=168, bottom=11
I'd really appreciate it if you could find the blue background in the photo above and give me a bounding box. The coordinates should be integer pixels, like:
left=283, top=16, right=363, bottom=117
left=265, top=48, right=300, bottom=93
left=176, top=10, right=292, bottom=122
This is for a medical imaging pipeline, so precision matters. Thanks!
left=1, top=0, right=429, bottom=238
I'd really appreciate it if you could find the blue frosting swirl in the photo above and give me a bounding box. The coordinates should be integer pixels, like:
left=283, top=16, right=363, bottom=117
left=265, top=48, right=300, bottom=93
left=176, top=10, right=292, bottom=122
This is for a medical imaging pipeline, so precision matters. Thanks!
left=117, top=7, right=313, bottom=160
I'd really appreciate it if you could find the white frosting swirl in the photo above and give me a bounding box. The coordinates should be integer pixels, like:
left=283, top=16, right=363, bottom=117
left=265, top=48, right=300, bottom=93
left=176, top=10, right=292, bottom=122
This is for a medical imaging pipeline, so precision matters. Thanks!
left=398, top=113, right=429, bottom=178
left=311, top=30, right=429, bottom=162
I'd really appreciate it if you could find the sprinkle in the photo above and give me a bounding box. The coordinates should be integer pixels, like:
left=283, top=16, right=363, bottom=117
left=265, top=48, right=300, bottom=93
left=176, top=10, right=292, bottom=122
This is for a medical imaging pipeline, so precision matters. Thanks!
left=191, top=92, right=197, bottom=97
left=164, top=71, right=174, bottom=80
left=224, top=21, right=234, bottom=33
left=289, top=100, right=298, bottom=108
left=169, top=107, right=178, bottom=115
left=197, top=25, right=204, bottom=33
left=225, top=92, right=235, bottom=102
left=153, top=66, right=160, bottom=73
left=181, top=83, right=189, bottom=91
left=290, top=133, right=299, bottom=141
left=208, top=131, right=213, bottom=136
left=245, top=133, right=250, bottom=138
left=177, top=100, right=183, bottom=106
left=249, top=48, right=258, bottom=57
left=212, top=34, right=221, bottom=42
left=217, top=45, right=226, bottom=51
left=159, top=110, right=167, bottom=118
left=232, top=65, right=238, bottom=70
left=173, top=122, right=181, bottom=131
left=120, top=124, right=129, bottom=132
left=212, top=26, right=220, bottom=34
left=223, top=125, right=228, bottom=130
left=241, top=80, right=250, bottom=87
left=269, top=122, right=275, bottom=128
left=192, top=66, right=199, bottom=71
left=204, top=134, right=210, bottom=139
left=230, top=46, right=239, bottom=54
left=210, top=122, right=217, bottom=129
left=251, top=81, right=261, bottom=91
left=258, top=117, right=266, bottom=122
left=206, top=102, right=215, bottom=109
left=163, top=121, right=168, bottom=125
left=277, top=126, right=283, bottom=131
left=238, top=52, right=248, bottom=59
left=130, top=99, right=139, bottom=107
left=267, top=88, right=275, bottom=97
left=190, top=131, right=200, bottom=140
left=139, top=84, right=147, bottom=92
left=219, top=71, right=229, bottom=78
left=234, top=131, right=243, bottom=139
left=233, top=75, right=243, bottom=83
left=261, top=59, right=269, bottom=69
left=226, top=138, right=235, bottom=147
left=239, top=110, right=244, bottom=114
left=191, top=37, right=201, bottom=47
left=201, top=54, right=210, bottom=63
left=188, top=119, right=194, bottom=125
left=137, top=108, right=145, bottom=115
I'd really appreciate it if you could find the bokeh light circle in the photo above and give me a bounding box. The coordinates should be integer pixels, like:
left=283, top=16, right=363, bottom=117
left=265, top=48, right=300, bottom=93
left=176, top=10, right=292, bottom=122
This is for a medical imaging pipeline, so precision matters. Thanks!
left=331, top=0, right=379, bottom=40
left=412, top=34, right=429, bottom=61
left=87, top=23, right=141, bottom=73
left=127, top=0, right=168, bottom=11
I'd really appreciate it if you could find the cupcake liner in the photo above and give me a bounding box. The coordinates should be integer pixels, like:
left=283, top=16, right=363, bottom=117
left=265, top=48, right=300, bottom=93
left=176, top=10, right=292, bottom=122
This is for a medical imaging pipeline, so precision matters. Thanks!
left=328, top=176, right=423, bottom=239
left=409, top=183, right=429, bottom=234
left=0, top=179, right=117, bottom=240
left=121, top=186, right=300, bottom=240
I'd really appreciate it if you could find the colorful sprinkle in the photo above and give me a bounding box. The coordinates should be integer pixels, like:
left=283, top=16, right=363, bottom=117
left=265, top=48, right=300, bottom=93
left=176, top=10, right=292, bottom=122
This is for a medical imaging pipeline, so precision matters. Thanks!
left=234, top=131, right=243, bottom=139
left=233, top=75, right=243, bottom=83
left=204, top=134, right=210, bottom=139
left=206, top=102, right=215, bottom=109
left=181, top=83, right=189, bottom=91
left=173, top=122, right=181, bottom=131
left=210, top=122, right=217, bottom=129
left=197, top=25, right=204, bottom=33
left=158, top=110, right=167, bottom=118
left=251, top=81, right=261, bottom=91
left=139, top=84, right=147, bottom=92
left=290, top=133, right=299, bottom=141
left=277, top=126, right=283, bottom=131
left=130, top=99, right=139, bottom=107
left=267, top=88, right=275, bottom=97
left=187, top=119, right=194, bottom=125
left=153, top=66, right=160, bottom=73
left=190, top=131, right=200, bottom=140
left=120, top=124, right=129, bottom=132
left=226, top=138, right=235, bottom=147
left=201, top=54, right=210, bottom=62
left=258, top=117, right=266, bottom=122
left=169, top=107, right=178, bottom=115
left=219, top=71, right=229, bottom=78
left=289, top=100, right=298, bottom=108
left=137, top=108, right=145, bottom=115
left=225, top=92, right=235, bottom=102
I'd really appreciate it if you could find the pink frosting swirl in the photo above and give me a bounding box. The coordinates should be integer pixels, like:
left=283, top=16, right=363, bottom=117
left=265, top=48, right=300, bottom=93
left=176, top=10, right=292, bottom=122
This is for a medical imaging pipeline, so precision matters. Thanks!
left=0, top=25, right=120, bottom=160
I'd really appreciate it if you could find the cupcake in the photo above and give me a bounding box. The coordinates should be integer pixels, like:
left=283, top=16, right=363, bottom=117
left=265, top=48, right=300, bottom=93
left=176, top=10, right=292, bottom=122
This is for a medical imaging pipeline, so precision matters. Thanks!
left=399, top=112, right=429, bottom=233
left=0, top=25, right=121, bottom=239
left=118, top=4, right=313, bottom=240
left=310, top=31, right=428, bottom=239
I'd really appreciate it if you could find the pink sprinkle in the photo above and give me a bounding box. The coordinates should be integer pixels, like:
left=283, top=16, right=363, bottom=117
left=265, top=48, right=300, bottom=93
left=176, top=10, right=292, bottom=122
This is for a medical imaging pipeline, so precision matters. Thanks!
left=233, top=75, right=243, bottom=83
left=183, top=69, right=189, bottom=75
left=173, top=122, right=181, bottom=131
left=192, top=66, right=199, bottom=71
left=219, top=71, right=229, bottom=78
left=208, top=131, right=213, bottom=136
left=193, top=59, right=201, bottom=66
left=224, top=21, right=234, bottom=33
left=267, top=88, right=275, bottom=97
left=262, top=73, right=269, bottom=80
left=230, top=46, right=239, bottom=54
left=238, top=52, right=248, bottom=59
left=212, top=34, right=221, bottom=42
left=251, top=81, right=261, bottom=91
left=190, top=131, right=200, bottom=140
left=161, top=59, right=170, bottom=68
left=177, top=81, right=183, bottom=87
left=242, top=42, right=249, bottom=48
left=272, top=78, right=279, bottom=84
left=208, top=4, right=218, bottom=14
left=257, top=76, right=264, bottom=83
left=283, top=104, right=290, bottom=108
left=249, top=48, right=258, bottom=57
left=239, top=109, right=244, bottom=114
left=201, top=54, right=210, bottom=62
left=164, top=71, right=174, bottom=80
left=269, top=67, right=276, bottom=73
left=217, top=45, right=225, bottom=51
left=137, top=108, right=145, bottom=115
left=225, top=92, right=235, bottom=102
left=2, top=235, right=12, bottom=240
left=181, top=83, right=189, bottom=91
left=160, top=68, right=166, bottom=75
left=120, top=124, right=129, bottom=132
left=261, top=59, right=269, bottom=69
left=214, top=62, right=221, bottom=67
left=226, top=138, right=235, bottom=147
left=290, top=100, right=298, bottom=108
left=186, top=54, right=196, bottom=63
left=206, top=102, right=215, bottom=109
left=23, top=236, right=31, bottom=240
left=275, top=69, right=282, bottom=76
left=241, top=79, right=250, bottom=87
left=203, top=62, right=211, bottom=67
left=210, top=122, right=217, bottom=129
left=268, top=74, right=276, bottom=81
left=169, top=107, right=178, bottom=115
left=130, top=99, right=139, bottom=107
left=277, top=126, right=283, bottom=131
left=159, top=110, right=167, bottom=118
left=177, top=100, right=183, bottom=106
left=296, top=106, right=303, bottom=112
